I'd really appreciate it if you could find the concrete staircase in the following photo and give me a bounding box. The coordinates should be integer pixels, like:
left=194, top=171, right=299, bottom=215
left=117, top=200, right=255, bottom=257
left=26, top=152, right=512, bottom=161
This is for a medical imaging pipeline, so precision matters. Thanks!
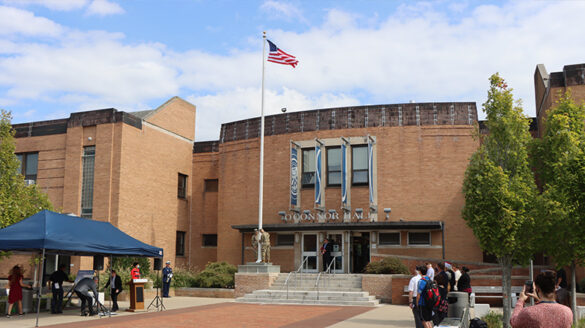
left=236, top=273, right=380, bottom=306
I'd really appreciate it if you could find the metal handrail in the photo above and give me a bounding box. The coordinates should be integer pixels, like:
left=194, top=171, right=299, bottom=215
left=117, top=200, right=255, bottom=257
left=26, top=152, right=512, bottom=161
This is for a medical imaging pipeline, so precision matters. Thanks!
left=284, top=256, right=309, bottom=299
left=315, top=256, right=337, bottom=301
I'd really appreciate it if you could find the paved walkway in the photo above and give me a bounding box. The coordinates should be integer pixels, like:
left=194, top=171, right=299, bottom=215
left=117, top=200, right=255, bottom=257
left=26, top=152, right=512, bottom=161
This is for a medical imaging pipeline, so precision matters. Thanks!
left=1, top=297, right=415, bottom=328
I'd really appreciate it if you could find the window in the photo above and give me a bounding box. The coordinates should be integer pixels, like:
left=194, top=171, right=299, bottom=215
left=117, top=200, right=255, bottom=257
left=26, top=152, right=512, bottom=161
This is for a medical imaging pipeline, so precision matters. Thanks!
left=176, top=231, right=186, bottom=256
left=379, top=232, right=401, bottom=246
left=302, top=148, right=315, bottom=187
left=276, top=234, right=294, bottom=246
left=408, top=232, right=431, bottom=246
left=178, top=173, right=188, bottom=199
left=352, top=145, right=368, bottom=185
left=81, top=146, right=95, bottom=218
left=326, top=147, right=341, bottom=186
left=202, top=234, right=217, bottom=247
left=205, top=179, right=218, bottom=192
left=16, top=152, right=38, bottom=183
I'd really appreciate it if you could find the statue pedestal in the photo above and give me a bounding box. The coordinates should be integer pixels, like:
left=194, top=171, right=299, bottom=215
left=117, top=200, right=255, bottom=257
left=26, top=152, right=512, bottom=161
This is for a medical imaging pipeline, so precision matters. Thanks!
left=238, top=262, right=280, bottom=273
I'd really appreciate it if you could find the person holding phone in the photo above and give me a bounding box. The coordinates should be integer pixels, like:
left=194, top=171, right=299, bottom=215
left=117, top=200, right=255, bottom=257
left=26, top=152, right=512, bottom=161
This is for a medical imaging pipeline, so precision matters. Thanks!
left=510, top=270, right=572, bottom=328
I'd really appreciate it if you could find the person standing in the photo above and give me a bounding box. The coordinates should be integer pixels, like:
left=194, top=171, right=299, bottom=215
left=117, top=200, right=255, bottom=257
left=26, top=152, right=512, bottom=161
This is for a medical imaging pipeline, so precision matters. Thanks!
left=433, top=262, right=450, bottom=325
left=511, top=270, right=572, bottom=328
left=321, top=238, right=333, bottom=272
left=130, top=262, right=141, bottom=280
left=74, top=276, right=99, bottom=316
left=457, top=266, right=472, bottom=294
left=6, top=265, right=31, bottom=317
left=453, top=263, right=462, bottom=291
left=104, top=270, right=122, bottom=312
left=416, top=266, right=433, bottom=328
left=162, top=261, right=173, bottom=298
left=260, top=229, right=271, bottom=263
left=408, top=265, right=424, bottom=328
left=48, top=264, right=69, bottom=314
left=426, top=262, right=435, bottom=281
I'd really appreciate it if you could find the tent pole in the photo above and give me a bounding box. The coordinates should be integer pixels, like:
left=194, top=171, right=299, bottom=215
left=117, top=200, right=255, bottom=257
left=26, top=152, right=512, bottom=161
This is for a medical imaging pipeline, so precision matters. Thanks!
left=109, top=255, right=112, bottom=317
left=35, top=248, right=45, bottom=327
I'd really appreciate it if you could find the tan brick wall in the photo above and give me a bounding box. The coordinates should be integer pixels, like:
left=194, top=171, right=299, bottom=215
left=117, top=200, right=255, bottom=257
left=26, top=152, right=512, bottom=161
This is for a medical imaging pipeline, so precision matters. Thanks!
left=194, top=124, right=481, bottom=269
left=234, top=272, right=279, bottom=297
left=174, top=287, right=234, bottom=298
left=147, top=97, right=196, bottom=141
left=361, top=274, right=394, bottom=303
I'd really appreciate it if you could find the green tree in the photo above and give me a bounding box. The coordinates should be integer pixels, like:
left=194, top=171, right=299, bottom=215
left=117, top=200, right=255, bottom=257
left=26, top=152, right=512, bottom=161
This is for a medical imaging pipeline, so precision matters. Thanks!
left=462, top=74, right=538, bottom=327
left=531, top=92, right=585, bottom=324
left=0, top=109, right=53, bottom=229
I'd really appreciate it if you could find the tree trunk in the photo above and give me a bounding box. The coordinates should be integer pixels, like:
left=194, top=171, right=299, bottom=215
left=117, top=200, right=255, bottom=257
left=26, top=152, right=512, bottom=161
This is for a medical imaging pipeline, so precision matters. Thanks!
left=501, top=256, right=513, bottom=328
left=572, top=260, right=577, bottom=326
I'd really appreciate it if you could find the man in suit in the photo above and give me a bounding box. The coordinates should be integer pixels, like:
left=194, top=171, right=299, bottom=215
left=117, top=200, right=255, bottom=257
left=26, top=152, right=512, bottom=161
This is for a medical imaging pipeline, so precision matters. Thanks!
left=321, top=238, right=333, bottom=272
left=104, top=270, right=122, bottom=312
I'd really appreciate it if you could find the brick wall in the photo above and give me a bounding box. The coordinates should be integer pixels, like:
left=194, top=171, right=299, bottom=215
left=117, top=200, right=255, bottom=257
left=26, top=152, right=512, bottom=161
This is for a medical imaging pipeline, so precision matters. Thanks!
left=361, top=274, right=394, bottom=303
left=234, top=273, right=279, bottom=297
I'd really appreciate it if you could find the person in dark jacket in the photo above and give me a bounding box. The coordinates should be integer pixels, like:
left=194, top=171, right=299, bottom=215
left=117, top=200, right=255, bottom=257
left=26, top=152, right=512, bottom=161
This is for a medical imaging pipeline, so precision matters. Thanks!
left=457, top=266, right=472, bottom=294
left=48, top=264, right=69, bottom=314
left=162, top=261, right=173, bottom=298
left=321, top=238, right=333, bottom=272
left=433, top=262, right=450, bottom=325
left=74, top=277, right=98, bottom=316
left=104, top=270, right=122, bottom=312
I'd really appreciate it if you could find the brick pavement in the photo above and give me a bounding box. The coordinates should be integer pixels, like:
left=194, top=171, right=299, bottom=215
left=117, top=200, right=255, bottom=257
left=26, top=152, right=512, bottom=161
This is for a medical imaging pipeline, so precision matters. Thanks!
left=46, top=303, right=374, bottom=328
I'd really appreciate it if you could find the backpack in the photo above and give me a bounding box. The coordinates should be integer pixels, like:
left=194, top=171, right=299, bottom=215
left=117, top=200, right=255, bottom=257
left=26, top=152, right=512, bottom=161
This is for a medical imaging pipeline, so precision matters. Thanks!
left=469, top=318, right=488, bottom=328
left=421, top=277, right=440, bottom=309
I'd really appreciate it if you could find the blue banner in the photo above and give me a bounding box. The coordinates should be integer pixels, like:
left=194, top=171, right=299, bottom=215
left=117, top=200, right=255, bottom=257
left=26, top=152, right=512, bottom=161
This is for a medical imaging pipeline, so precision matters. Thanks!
left=341, top=142, right=347, bottom=206
left=368, top=140, right=374, bottom=204
left=315, top=144, right=322, bottom=206
left=290, top=147, right=298, bottom=207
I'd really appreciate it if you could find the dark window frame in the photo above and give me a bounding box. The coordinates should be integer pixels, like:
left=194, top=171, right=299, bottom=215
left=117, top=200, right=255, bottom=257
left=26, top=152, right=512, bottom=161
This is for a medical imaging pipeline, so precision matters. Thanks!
left=326, top=146, right=341, bottom=187
left=351, top=145, right=369, bottom=186
left=178, top=173, right=188, bottom=199
left=276, top=234, right=294, bottom=246
left=379, top=232, right=401, bottom=246
left=80, top=146, right=95, bottom=219
left=407, top=232, right=431, bottom=246
left=202, top=234, right=218, bottom=247
left=204, top=179, right=218, bottom=192
left=176, top=231, right=186, bottom=256
left=15, top=152, right=39, bottom=182
left=301, top=148, right=316, bottom=188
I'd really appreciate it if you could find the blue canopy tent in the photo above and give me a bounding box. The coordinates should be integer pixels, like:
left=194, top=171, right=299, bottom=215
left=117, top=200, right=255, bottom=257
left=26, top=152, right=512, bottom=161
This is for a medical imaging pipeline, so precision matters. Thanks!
left=0, top=210, right=163, bottom=326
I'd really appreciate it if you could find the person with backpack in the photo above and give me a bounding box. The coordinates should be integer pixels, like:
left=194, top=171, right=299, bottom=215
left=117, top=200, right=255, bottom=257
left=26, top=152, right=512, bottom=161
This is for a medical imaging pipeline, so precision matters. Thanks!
left=433, top=262, right=450, bottom=325
left=416, top=265, right=438, bottom=328
left=408, top=265, right=424, bottom=328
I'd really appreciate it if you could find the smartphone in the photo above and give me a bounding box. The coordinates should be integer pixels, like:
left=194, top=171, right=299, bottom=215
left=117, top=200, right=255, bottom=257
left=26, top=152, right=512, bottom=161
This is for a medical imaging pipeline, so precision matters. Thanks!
left=525, top=280, right=533, bottom=293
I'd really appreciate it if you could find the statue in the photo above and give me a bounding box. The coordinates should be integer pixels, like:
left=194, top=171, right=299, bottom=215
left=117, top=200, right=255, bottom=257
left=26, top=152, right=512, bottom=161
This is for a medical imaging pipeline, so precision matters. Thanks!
left=251, top=228, right=260, bottom=255
left=260, top=228, right=271, bottom=263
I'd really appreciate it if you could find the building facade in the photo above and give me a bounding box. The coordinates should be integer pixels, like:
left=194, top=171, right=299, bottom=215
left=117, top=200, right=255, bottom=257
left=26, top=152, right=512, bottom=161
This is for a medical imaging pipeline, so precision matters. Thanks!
left=7, top=63, right=584, bottom=277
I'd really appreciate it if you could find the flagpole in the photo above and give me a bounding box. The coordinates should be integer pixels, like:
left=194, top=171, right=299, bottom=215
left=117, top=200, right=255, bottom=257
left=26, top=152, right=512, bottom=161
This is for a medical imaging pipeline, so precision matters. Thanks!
left=257, top=32, right=266, bottom=263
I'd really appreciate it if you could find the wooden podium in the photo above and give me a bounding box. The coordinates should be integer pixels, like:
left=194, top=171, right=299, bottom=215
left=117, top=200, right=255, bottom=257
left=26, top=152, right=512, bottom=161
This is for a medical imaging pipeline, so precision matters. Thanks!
left=127, top=279, right=147, bottom=312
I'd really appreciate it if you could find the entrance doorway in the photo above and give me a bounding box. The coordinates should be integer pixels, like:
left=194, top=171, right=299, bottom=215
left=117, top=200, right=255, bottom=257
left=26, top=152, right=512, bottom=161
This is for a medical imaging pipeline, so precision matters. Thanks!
left=350, top=232, right=370, bottom=273
left=326, top=233, right=343, bottom=273
left=302, top=233, right=318, bottom=273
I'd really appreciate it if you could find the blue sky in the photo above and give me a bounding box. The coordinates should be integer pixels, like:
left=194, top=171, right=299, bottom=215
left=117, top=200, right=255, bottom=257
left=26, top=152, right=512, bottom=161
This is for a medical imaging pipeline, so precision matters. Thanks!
left=1, top=0, right=584, bottom=141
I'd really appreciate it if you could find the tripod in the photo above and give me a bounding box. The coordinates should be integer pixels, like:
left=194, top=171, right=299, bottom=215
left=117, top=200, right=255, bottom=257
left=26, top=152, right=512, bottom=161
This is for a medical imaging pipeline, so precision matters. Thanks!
left=147, top=269, right=165, bottom=311
left=94, top=300, right=110, bottom=317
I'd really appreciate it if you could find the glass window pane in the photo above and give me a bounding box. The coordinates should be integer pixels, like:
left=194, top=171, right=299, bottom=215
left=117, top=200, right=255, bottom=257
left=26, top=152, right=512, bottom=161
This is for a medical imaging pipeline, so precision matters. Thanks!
left=408, top=232, right=430, bottom=245
left=303, top=234, right=316, bottom=251
left=303, top=149, right=315, bottom=172
left=353, top=170, right=368, bottom=184
left=352, top=146, right=368, bottom=170
left=328, top=172, right=341, bottom=185
left=302, top=172, right=315, bottom=185
left=379, top=233, right=400, bottom=245
left=327, top=148, right=341, bottom=171
left=25, top=153, right=38, bottom=176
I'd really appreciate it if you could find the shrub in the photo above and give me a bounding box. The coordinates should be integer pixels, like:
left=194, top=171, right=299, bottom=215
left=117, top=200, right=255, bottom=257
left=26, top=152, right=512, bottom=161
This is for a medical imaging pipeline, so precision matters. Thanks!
left=481, top=311, right=503, bottom=328
left=363, top=257, right=409, bottom=274
left=112, top=257, right=151, bottom=276
left=193, top=262, right=237, bottom=288
left=168, top=268, right=199, bottom=288
left=578, top=277, right=585, bottom=293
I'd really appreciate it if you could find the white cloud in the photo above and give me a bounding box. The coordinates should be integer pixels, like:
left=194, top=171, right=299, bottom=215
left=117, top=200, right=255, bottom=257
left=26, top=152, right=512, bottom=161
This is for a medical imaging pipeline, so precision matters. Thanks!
left=85, top=0, right=124, bottom=16
left=260, top=0, right=308, bottom=24
left=189, top=87, right=359, bottom=141
left=1, top=0, right=88, bottom=11
left=0, top=6, right=63, bottom=36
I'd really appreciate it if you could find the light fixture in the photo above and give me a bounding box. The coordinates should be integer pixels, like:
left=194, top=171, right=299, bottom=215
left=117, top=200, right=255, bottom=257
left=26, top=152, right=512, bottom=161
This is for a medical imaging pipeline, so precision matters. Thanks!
left=384, top=208, right=391, bottom=220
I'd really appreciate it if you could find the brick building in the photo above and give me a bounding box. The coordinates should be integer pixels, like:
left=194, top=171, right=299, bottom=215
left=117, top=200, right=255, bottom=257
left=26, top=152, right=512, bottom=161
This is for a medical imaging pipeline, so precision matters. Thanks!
left=7, top=63, right=584, bottom=277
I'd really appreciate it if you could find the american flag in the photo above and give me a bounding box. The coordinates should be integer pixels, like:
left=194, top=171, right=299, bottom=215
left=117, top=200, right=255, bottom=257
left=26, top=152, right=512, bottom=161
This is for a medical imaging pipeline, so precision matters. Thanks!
left=267, top=40, right=298, bottom=68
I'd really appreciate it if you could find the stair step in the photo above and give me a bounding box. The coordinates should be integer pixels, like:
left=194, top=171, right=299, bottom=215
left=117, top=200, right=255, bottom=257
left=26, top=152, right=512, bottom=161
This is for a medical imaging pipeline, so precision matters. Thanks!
left=235, top=297, right=379, bottom=307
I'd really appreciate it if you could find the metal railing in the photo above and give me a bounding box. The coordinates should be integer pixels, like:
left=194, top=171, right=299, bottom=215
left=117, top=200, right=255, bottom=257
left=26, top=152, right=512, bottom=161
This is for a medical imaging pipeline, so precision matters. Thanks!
left=283, top=256, right=309, bottom=299
left=315, top=256, right=338, bottom=301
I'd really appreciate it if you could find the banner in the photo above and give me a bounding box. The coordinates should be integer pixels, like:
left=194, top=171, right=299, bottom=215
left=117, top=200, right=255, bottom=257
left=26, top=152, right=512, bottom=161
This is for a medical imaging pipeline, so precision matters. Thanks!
left=315, top=140, right=324, bottom=209
left=341, top=138, right=351, bottom=210
left=368, top=139, right=374, bottom=204
left=290, top=143, right=300, bottom=211
left=368, top=136, right=378, bottom=221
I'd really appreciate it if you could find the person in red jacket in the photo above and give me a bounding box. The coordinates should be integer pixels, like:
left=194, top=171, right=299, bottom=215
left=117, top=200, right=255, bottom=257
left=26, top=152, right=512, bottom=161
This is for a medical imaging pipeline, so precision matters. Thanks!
left=130, top=262, right=141, bottom=280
